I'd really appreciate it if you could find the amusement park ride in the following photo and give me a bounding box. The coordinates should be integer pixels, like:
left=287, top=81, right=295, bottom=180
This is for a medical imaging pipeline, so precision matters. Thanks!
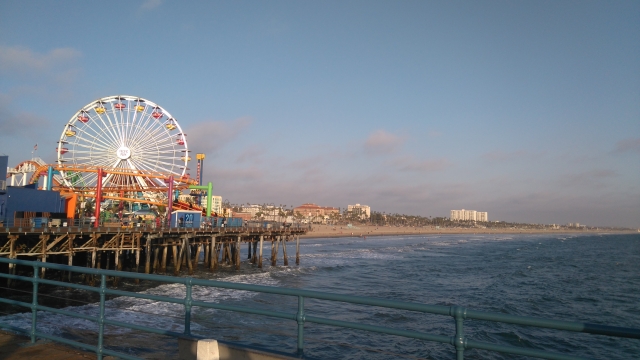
left=0, top=95, right=306, bottom=289
left=5, top=95, right=211, bottom=222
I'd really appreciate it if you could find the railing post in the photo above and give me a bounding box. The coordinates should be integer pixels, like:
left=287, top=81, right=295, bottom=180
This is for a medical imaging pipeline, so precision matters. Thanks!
left=450, top=306, right=467, bottom=360
left=30, top=263, right=40, bottom=344
left=296, top=296, right=305, bottom=356
left=98, top=274, right=106, bottom=360
left=185, top=279, right=193, bottom=336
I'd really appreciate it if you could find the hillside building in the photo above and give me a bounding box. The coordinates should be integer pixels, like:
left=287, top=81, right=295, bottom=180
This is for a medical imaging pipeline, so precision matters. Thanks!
left=293, top=203, right=339, bottom=221
left=347, top=203, right=371, bottom=219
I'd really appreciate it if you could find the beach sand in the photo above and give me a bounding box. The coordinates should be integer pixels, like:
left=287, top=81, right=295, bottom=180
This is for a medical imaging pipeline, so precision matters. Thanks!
left=300, top=224, right=635, bottom=239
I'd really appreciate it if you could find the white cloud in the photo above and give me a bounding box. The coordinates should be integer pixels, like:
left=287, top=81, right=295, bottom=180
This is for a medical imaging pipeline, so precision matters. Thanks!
left=0, top=95, right=50, bottom=137
left=140, top=0, right=162, bottom=10
left=392, top=156, right=450, bottom=172
left=482, top=150, right=527, bottom=162
left=0, top=46, right=81, bottom=75
left=185, top=117, right=252, bottom=155
left=364, top=130, right=404, bottom=154
left=613, top=138, right=640, bottom=154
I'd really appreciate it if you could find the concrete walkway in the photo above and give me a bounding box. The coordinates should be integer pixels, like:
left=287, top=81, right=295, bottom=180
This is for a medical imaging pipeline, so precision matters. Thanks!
left=0, top=330, right=96, bottom=360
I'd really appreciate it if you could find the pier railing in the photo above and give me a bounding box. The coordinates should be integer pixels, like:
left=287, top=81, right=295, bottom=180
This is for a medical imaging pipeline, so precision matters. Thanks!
left=0, top=258, right=638, bottom=360
left=0, top=217, right=310, bottom=231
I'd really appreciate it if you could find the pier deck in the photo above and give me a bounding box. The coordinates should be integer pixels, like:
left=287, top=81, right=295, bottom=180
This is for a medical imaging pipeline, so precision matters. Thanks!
left=0, top=225, right=308, bottom=281
left=0, top=330, right=95, bottom=360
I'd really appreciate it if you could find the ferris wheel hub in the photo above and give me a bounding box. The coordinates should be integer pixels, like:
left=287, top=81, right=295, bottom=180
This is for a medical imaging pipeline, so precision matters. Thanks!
left=116, top=146, right=132, bottom=160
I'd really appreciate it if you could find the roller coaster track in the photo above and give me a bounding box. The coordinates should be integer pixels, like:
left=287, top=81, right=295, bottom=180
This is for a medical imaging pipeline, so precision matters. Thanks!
left=7, top=160, right=203, bottom=211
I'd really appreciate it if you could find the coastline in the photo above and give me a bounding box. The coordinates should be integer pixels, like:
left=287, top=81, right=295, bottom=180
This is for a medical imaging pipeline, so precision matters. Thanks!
left=299, top=224, right=637, bottom=239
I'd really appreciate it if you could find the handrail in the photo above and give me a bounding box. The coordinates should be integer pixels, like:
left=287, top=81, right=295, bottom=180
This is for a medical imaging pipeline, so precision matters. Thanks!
left=0, top=257, right=638, bottom=360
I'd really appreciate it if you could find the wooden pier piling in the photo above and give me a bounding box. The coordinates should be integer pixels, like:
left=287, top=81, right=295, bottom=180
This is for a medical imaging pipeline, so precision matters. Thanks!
left=0, top=225, right=307, bottom=285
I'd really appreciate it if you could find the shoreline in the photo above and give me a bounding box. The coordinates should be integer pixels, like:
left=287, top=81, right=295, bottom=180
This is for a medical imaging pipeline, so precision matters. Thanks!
left=299, top=224, right=637, bottom=239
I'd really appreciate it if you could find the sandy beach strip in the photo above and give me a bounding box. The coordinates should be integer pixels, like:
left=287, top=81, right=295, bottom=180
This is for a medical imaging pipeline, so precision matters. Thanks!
left=299, top=224, right=636, bottom=239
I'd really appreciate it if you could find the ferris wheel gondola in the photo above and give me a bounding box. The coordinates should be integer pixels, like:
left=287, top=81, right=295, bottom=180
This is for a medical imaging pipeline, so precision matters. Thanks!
left=57, top=95, right=188, bottom=192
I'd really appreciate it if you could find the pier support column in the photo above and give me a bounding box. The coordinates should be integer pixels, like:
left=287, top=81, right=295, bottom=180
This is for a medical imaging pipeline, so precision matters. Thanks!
left=161, top=241, right=168, bottom=274
left=97, top=250, right=102, bottom=270
left=186, top=237, right=194, bottom=275
left=222, top=242, right=229, bottom=265
left=195, top=242, right=203, bottom=271
left=282, top=236, right=288, bottom=266
left=135, top=235, right=141, bottom=280
left=204, top=241, right=210, bottom=268
left=258, top=235, right=263, bottom=268
left=296, top=235, right=300, bottom=265
left=40, top=234, right=49, bottom=278
left=7, top=235, right=18, bottom=287
left=247, top=241, right=252, bottom=259
left=173, top=244, right=180, bottom=275
left=210, top=236, right=217, bottom=271
left=145, top=239, right=152, bottom=274
left=67, top=234, right=75, bottom=282
left=236, top=236, right=241, bottom=270
left=153, top=246, right=160, bottom=274
left=270, top=238, right=275, bottom=266
left=251, top=239, right=257, bottom=264
left=272, top=237, right=279, bottom=267
left=114, top=235, right=123, bottom=286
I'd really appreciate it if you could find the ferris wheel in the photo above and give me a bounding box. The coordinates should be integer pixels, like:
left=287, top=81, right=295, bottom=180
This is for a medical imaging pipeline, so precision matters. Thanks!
left=57, top=95, right=189, bottom=191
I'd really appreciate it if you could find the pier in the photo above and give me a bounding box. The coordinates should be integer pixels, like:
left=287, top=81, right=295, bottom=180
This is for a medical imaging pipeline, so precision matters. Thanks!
left=0, top=223, right=307, bottom=285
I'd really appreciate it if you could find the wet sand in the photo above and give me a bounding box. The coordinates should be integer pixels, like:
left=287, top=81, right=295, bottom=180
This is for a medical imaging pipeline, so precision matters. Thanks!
left=300, top=224, right=635, bottom=239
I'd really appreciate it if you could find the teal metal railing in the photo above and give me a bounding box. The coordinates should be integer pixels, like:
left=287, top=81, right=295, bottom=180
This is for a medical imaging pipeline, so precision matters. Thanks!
left=0, top=257, right=638, bottom=360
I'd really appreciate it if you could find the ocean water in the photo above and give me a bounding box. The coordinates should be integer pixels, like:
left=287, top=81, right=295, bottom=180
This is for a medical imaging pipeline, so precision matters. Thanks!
left=1, top=233, right=639, bottom=359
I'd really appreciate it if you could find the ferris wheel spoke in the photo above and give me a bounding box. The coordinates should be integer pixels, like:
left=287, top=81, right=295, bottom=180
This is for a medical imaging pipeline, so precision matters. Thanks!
left=68, top=130, right=114, bottom=148
left=73, top=127, right=119, bottom=151
left=130, top=158, right=174, bottom=177
left=134, top=154, right=179, bottom=165
left=130, top=111, right=169, bottom=145
left=133, top=129, right=179, bottom=154
left=129, top=158, right=165, bottom=175
left=116, top=101, right=129, bottom=145
left=106, top=102, right=126, bottom=145
left=128, top=106, right=152, bottom=144
left=134, top=158, right=181, bottom=176
left=71, top=141, right=113, bottom=153
left=81, top=112, right=120, bottom=146
left=129, top=126, right=164, bottom=152
left=100, top=105, right=125, bottom=146
left=133, top=110, right=176, bottom=144
left=142, top=154, right=182, bottom=165
left=134, top=144, right=180, bottom=158
left=130, top=122, right=173, bottom=150
left=127, top=160, right=150, bottom=189
left=80, top=129, right=119, bottom=153
left=66, top=155, right=104, bottom=162
left=124, top=98, right=138, bottom=143
left=93, top=110, right=122, bottom=146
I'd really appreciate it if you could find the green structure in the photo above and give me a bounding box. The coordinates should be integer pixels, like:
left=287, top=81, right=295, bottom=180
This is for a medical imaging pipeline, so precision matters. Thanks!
left=189, top=182, right=213, bottom=216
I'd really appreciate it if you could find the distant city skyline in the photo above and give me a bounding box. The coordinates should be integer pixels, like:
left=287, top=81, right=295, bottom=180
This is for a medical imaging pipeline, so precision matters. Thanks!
left=0, top=1, right=638, bottom=227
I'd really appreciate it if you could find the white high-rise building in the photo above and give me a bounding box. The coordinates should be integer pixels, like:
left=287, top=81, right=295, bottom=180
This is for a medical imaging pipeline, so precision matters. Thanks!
left=199, top=195, right=223, bottom=215
left=347, top=203, right=371, bottom=219
left=451, top=209, right=488, bottom=222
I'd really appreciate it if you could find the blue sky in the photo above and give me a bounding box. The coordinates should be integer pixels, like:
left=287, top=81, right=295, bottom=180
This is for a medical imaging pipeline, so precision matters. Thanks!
left=1, top=1, right=638, bottom=227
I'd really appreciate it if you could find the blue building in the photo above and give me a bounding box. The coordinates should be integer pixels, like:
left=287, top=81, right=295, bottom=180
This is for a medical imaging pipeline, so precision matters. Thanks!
left=0, top=155, right=66, bottom=226
left=170, top=210, right=203, bottom=228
